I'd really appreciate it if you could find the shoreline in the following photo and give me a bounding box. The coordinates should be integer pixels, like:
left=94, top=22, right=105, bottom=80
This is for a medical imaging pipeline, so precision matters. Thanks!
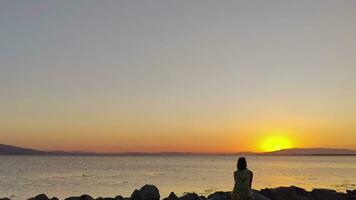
left=2, top=185, right=355, bottom=200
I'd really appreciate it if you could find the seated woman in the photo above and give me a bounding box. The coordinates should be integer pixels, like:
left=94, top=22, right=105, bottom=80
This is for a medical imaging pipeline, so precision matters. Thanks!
left=231, top=157, right=254, bottom=200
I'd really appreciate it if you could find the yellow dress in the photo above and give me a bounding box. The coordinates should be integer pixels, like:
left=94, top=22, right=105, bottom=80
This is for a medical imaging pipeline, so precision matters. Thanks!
left=232, top=169, right=253, bottom=200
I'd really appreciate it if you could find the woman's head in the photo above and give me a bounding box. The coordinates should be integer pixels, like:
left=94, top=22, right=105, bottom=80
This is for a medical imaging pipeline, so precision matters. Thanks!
left=237, top=157, right=247, bottom=170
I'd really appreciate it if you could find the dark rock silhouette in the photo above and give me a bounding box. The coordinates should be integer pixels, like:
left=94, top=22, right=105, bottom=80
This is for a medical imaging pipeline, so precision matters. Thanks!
left=65, top=194, right=94, bottom=200
left=177, top=193, right=202, bottom=200
left=163, top=192, right=178, bottom=200
left=260, top=186, right=312, bottom=200
left=3, top=185, right=356, bottom=200
left=346, top=190, right=356, bottom=200
left=207, top=191, right=231, bottom=200
left=95, top=197, right=123, bottom=200
left=251, top=190, right=271, bottom=200
left=311, top=189, right=346, bottom=200
left=131, top=190, right=142, bottom=200
left=95, top=196, right=124, bottom=200
left=140, top=185, right=160, bottom=200
left=28, top=194, right=59, bottom=200
left=131, top=185, right=160, bottom=200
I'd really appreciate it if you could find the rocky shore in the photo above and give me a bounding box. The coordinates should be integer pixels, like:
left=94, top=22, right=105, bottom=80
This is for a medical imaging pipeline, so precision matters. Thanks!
left=1, top=185, right=355, bottom=200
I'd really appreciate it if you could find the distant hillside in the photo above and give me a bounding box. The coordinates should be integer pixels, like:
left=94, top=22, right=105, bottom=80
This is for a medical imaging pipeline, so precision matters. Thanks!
left=0, top=144, right=45, bottom=155
left=264, top=148, right=356, bottom=155
left=0, top=144, right=355, bottom=156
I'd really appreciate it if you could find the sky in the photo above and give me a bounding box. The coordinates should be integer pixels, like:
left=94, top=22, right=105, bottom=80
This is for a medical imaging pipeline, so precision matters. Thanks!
left=1, top=0, right=356, bottom=153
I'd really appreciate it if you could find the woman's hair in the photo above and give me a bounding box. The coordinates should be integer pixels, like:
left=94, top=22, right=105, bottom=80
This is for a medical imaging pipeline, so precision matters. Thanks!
left=237, top=157, right=247, bottom=170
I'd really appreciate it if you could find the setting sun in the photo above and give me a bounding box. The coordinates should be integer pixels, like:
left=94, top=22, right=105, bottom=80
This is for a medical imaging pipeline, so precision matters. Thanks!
left=260, top=135, right=293, bottom=152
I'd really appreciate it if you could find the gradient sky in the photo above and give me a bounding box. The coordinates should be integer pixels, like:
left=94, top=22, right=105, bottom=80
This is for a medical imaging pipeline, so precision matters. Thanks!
left=1, top=0, right=356, bottom=152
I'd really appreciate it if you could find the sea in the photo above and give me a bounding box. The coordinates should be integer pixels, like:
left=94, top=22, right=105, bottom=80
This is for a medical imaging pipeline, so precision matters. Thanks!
left=0, top=155, right=355, bottom=199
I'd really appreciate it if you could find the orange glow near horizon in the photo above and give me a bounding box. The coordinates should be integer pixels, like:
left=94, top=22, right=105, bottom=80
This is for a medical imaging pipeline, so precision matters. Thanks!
left=260, top=135, right=293, bottom=152
left=256, top=130, right=295, bottom=152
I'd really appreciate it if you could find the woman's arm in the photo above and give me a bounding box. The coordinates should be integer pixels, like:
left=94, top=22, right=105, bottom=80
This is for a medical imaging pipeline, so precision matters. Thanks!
left=249, top=171, right=253, bottom=188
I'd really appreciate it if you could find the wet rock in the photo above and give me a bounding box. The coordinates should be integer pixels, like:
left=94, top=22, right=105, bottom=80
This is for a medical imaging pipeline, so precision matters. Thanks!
left=96, top=198, right=115, bottom=200
left=311, top=189, right=345, bottom=200
left=177, top=193, right=202, bottom=200
left=163, top=192, right=178, bottom=200
left=207, top=191, right=231, bottom=200
left=28, top=194, right=59, bottom=200
left=260, top=186, right=312, bottom=200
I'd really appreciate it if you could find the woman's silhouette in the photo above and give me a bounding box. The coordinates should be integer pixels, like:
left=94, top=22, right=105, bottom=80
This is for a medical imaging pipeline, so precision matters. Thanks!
left=231, top=157, right=254, bottom=200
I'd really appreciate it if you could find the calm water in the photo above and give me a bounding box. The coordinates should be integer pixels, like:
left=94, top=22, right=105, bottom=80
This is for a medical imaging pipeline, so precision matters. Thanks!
left=0, top=155, right=355, bottom=199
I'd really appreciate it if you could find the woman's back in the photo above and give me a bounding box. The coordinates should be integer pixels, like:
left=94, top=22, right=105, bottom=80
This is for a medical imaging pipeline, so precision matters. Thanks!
left=234, top=169, right=253, bottom=191
left=232, top=157, right=253, bottom=200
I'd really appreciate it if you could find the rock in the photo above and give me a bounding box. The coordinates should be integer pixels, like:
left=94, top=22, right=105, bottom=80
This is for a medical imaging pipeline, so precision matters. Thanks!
left=131, top=189, right=142, bottom=200
left=311, top=189, right=345, bottom=200
left=0, top=198, right=12, bottom=200
left=139, top=185, right=160, bottom=200
left=28, top=194, right=59, bottom=200
left=65, top=194, right=94, bottom=200
left=114, top=196, right=124, bottom=200
left=347, top=190, right=356, bottom=200
left=207, top=191, right=231, bottom=200
left=131, top=185, right=160, bottom=200
left=163, top=192, right=178, bottom=200
left=251, top=190, right=271, bottom=200
left=177, top=193, right=202, bottom=200
left=96, top=198, right=115, bottom=200
left=199, top=196, right=207, bottom=200
left=260, top=186, right=312, bottom=200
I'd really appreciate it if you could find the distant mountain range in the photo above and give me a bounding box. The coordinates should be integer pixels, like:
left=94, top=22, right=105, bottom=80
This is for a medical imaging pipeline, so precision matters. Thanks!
left=263, top=148, right=356, bottom=156
left=0, top=143, right=355, bottom=156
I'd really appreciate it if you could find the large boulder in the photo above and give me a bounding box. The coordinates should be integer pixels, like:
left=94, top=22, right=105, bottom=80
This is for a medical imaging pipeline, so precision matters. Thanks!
left=131, top=190, right=142, bottom=200
left=207, top=191, right=231, bottom=200
left=140, top=185, right=160, bottom=200
left=28, top=194, right=59, bottom=200
left=311, top=189, right=345, bottom=200
left=177, top=193, right=202, bottom=200
left=260, top=186, right=312, bottom=200
left=131, top=185, right=160, bottom=200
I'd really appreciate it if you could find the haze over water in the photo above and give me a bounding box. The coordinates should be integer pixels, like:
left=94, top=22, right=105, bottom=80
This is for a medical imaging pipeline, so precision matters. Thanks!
left=0, top=155, right=355, bottom=200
